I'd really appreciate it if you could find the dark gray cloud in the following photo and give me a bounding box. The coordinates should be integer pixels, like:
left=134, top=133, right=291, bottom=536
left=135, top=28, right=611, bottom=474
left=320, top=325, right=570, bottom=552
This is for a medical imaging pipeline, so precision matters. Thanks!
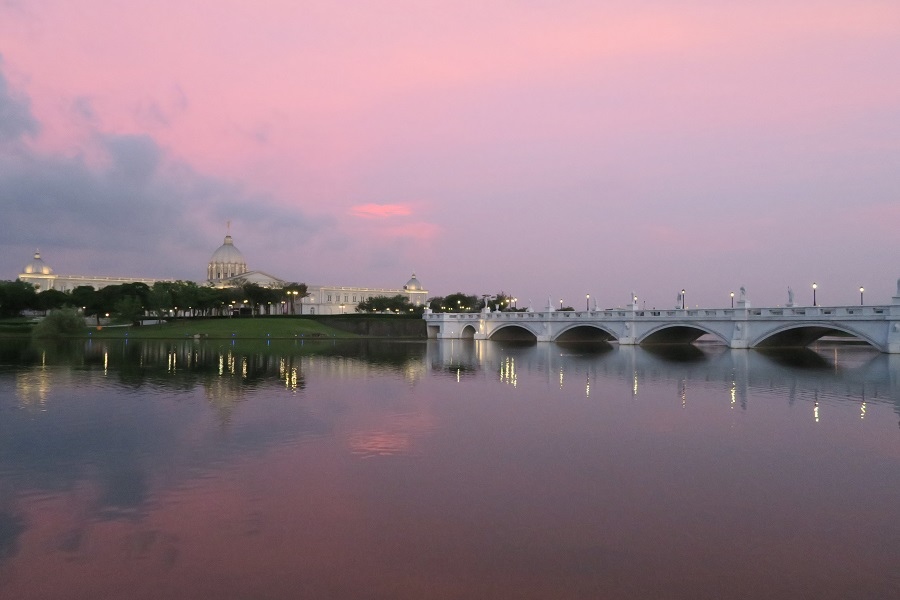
left=0, top=58, right=38, bottom=141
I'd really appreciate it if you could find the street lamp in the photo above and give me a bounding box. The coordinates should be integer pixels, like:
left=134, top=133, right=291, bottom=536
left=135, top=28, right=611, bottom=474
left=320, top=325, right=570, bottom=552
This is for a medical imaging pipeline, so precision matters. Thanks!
left=812, top=282, right=817, bottom=307
left=860, top=286, right=864, bottom=306
left=730, top=291, right=734, bottom=308
left=560, top=298, right=563, bottom=310
left=586, top=294, right=590, bottom=311
left=681, top=289, right=685, bottom=310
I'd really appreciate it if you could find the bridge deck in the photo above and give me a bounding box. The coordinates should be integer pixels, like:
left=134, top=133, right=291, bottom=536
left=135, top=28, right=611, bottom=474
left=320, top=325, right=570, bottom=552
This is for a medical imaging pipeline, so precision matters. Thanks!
left=424, top=302, right=900, bottom=352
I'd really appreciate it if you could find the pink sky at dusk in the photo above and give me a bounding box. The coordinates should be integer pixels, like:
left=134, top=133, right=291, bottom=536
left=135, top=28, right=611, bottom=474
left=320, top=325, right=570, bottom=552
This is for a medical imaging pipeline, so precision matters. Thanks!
left=1, top=1, right=899, bottom=308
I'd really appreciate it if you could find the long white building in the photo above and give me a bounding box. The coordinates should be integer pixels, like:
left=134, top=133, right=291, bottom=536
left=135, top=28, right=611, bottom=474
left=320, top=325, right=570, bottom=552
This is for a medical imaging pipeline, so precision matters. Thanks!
left=18, top=251, right=158, bottom=292
left=18, top=234, right=427, bottom=315
left=206, top=233, right=427, bottom=314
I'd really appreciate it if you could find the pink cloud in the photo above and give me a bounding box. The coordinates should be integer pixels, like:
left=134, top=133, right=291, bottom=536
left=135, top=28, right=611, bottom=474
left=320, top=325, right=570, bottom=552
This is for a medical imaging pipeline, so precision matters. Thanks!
left=349, top=203, right=413, bottom=219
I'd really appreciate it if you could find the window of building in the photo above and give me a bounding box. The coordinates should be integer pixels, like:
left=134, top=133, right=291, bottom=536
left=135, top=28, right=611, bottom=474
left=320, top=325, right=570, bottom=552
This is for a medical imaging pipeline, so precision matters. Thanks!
left=327, top=294, right=332, bottom=302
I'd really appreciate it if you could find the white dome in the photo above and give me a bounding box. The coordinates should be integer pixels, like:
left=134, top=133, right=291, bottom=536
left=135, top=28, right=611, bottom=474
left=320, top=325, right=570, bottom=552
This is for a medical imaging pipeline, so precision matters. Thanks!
left=404, top=273, right=422, bottom=291
left=210, top=235, right=245, bottom=263
left=23, top=251, right=52, bottom=275
left=208, top=234, right=248, bottom=281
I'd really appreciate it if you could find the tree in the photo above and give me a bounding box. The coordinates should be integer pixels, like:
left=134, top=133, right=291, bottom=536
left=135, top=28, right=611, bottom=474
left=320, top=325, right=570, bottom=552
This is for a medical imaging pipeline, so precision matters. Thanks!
left=356, top=294, right=420, bottom=314
left=114, top=296, right=145, bottom=324
left=0, top=280, right=38, bottom=317
left=147, top=282, right=174, bottom=320
left=194, top=285, right=223, bottom=316
left=283, top=282, right=309, bottom=315
left=239, top=282, right=279, bottom=317
left=36, top=289, right=69, bottom=313
left=69, top=285, right=100, bottom=323
left=483, top=291, right=514, bottom=312
left=431, top=292, right=479, bottom=313
left=172, top=280, right=202, bottom=316
left=32, top=308, right=86, bottom=337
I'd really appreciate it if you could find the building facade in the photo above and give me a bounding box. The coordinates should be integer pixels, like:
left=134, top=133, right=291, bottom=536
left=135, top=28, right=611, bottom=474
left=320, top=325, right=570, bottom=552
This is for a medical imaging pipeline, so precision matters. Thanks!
left=206, top=232, right=427, bottom=314
left=18, top=251, right=158, bottom=292
left=17, top=234, right=427, bottom=314
left=302, top=274, right=427, bottom=315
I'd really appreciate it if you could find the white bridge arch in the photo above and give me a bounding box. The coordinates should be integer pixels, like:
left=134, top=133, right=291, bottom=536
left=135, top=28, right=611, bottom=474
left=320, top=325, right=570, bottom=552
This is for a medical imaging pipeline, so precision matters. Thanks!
left=424, top=288, right=900, bottom=353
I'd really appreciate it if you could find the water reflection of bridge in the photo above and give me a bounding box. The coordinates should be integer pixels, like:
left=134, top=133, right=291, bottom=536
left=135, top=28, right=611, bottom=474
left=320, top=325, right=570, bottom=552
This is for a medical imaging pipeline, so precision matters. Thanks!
left=426, top=340, right=900, bottom=418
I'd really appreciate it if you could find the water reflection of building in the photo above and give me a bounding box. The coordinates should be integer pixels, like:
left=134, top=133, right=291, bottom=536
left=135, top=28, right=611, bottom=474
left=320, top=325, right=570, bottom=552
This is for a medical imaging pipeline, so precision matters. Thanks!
left=9, top=339, right=900, bottom=425
left=16, top=367, right=52, bottom=410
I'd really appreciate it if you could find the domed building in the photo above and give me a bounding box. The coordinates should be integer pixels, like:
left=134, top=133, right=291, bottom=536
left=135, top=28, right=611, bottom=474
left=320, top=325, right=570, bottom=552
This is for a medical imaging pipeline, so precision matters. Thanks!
left=207, top=234, right=248, bottom=281
left=206, top=229, right=427, bottom=314
left=16, top=229, right=427, bottom=314
left=206, top=232, right=286, bottom=288
left=23, top=251, right=52, bottom=276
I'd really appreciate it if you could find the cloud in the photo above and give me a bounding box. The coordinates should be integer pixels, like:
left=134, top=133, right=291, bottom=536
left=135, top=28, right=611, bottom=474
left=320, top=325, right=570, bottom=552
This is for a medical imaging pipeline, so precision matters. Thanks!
left=0, top=118, right=330, bottom=280
left=349, top=203, right=413, bottom=219
left=0, top=57, right=38, bottom=142
left=0, top=65, right=330, bottom=280
left=0, top=133, right=333, bottom=279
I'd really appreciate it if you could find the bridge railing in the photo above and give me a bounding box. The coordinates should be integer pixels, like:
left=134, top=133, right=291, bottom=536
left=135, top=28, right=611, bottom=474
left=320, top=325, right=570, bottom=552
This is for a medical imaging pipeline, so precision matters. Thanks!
left=424, top=305, right=892, bottom=321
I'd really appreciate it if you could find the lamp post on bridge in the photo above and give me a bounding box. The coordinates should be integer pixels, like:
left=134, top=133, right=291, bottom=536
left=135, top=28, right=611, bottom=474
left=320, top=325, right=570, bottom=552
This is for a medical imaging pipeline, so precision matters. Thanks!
left=812, top=282, right=817, bottom=307
left=560, top=298, right=563, bottom=310
left=860, top=286, right=864, bottom=306
left=586, top=294, right=590, bottom=311
left=681, top=289, right=685, bottom=310
left=730, top=291, right=734, bottom=308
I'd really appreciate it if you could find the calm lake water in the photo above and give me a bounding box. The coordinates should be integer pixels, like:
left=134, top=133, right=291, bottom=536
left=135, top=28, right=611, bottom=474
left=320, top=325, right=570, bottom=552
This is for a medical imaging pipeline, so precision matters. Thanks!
left=0, top=337, right=898, bottom=599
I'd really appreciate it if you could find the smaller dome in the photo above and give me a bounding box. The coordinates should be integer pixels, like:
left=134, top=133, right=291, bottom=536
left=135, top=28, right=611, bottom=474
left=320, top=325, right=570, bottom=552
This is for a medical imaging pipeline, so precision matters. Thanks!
left=23, top=250, right=52, bottom=275
left=404, top=273, right=422, bottom=291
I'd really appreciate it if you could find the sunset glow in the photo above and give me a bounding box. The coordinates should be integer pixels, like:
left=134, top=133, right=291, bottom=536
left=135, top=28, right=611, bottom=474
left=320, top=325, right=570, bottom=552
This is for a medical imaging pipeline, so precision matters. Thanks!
left=1, top=1, right=898, bottom=306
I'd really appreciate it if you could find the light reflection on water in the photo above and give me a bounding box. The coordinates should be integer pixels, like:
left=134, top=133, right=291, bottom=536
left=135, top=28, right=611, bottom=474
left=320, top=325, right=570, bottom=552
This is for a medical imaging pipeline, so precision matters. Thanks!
left=0, top=338, right=898, bottom=599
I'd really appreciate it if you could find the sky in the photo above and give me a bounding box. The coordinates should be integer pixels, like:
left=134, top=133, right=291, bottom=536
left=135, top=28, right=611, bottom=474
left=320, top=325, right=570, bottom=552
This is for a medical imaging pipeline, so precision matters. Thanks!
left=1, top=0, right=899, bottom=309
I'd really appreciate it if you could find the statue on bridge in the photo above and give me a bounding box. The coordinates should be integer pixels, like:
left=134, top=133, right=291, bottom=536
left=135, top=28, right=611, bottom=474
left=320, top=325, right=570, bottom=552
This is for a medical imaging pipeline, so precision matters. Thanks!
left=787, top=286, right=794, bottom=306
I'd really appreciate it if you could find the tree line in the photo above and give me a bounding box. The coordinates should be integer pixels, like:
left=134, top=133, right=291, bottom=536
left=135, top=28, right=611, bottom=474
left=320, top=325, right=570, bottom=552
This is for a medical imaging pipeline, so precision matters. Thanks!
left=425, top=292, right=523, bottom=313
left=0, top=279, right=310, bottom=323
left=1, top=279, right=525, bottom=321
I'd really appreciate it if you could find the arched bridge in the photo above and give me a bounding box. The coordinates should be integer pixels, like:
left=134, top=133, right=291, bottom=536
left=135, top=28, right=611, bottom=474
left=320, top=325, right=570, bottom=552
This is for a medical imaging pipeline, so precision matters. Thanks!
left=424, top=292, right=900, bottom=353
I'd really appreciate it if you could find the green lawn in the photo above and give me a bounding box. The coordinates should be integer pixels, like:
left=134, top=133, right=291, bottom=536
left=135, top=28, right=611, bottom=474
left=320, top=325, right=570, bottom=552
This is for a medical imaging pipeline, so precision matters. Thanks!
left=0, top=318, right=36, bottom=335
left=102, top=317, right=351, bottom=339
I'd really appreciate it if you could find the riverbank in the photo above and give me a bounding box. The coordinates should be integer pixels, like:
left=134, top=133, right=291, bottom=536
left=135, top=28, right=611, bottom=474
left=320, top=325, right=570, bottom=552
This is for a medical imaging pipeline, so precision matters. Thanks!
left=0, top=315, right=428, bottom=340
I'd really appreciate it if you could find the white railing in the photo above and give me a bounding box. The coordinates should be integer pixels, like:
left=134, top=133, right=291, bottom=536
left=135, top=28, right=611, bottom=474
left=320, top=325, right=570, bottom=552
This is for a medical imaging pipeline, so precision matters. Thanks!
left=425, top=305, right=892, bottom=321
